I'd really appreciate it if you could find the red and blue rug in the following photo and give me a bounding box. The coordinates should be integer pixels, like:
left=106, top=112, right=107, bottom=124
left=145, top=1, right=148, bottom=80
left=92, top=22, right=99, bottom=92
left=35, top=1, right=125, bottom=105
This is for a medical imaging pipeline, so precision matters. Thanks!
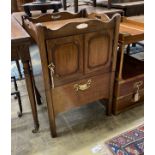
left=106, top=125, right=144, bottom=155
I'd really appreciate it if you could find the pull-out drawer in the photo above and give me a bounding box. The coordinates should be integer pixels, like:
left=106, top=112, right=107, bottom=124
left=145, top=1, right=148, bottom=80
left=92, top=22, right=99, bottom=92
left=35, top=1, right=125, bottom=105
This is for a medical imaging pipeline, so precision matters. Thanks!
left=113, top=89, right=144, bottom=114
left=52, top=73, right=111, bottom=115
left=114, top=74, right=144, bottom=98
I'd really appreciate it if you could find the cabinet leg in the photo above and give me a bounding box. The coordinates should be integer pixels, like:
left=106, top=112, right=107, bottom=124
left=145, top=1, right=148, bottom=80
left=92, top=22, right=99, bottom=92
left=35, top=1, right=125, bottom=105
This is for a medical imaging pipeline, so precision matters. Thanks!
left=23, top=61, right=39, bottom=133
left=46, top=90, right=57, bottom=137
left=49, top=111, right=57, bottom=137
left=106, top=101, right=112, bottom=115
left=35, top=86, right=42, bottom=106
left=107, top=71, right=115, bottom=116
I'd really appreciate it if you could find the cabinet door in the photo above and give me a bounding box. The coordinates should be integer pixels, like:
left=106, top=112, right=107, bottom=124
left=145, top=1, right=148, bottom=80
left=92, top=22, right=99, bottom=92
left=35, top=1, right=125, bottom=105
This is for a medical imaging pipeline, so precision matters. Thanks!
left=84, top=31, right=113, bottom=74
left=46, top=35, right=83, bottom=85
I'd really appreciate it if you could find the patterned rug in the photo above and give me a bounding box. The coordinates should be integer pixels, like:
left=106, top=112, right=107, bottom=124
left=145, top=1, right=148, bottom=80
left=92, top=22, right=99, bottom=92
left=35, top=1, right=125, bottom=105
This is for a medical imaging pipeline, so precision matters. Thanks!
left=106, top=125, right=144, bottom=155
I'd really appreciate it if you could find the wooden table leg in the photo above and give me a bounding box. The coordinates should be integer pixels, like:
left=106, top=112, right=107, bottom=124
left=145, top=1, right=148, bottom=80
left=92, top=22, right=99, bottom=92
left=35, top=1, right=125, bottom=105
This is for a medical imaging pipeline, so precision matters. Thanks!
left=93, top=0, right=96, bottom=7
left=22, top=60, right=39, bottom=133
left=108, top=0, right=112, bottom=9
left=74, top=0, right=78, bottom=13
left=23, top=6, right=32, bottom=17
left=15, top=60, right=22, bottom=79
left=63, top=0, right=67, bottom=10
left=118, top=43, right=125, bottom=80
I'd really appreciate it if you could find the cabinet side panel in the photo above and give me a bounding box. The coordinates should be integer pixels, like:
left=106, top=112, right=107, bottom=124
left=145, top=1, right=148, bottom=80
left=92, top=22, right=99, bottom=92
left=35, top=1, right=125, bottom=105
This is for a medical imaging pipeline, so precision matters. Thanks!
left=30, top=44, right=47, bottom=104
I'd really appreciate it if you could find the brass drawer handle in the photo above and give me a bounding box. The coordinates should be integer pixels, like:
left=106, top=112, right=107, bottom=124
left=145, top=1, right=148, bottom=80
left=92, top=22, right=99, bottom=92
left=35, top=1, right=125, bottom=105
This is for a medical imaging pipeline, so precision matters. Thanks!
left=132, top=81, right=143, bottom=102
left=48, top=62, right=55, bottom=89
left=74, top=79, right=92, bottom=91
left=134, top=81, right=143, bottom=88
left=132, top=92, right=140, bottom=103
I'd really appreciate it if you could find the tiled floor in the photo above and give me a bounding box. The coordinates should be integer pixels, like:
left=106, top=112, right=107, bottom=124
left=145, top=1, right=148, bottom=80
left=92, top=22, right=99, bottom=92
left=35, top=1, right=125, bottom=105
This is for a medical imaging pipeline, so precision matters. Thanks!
left=11, top=79, right=143, bottom=155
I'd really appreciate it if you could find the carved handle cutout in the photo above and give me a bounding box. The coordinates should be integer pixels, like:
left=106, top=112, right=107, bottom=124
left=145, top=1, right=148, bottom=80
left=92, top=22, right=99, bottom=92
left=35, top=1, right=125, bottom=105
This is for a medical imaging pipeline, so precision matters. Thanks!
left=51, top=15, right=61, bottom=19
left=74, top=79, right=92, bottom=91
left=95, top=15, right=101, bottom=19
left=76, top=23, right=88, bottom=29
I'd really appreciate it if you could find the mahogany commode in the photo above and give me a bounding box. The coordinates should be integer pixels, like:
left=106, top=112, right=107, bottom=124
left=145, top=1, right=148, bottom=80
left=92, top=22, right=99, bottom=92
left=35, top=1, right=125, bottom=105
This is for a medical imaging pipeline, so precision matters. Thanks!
left=22, top=10, right=121, bottom=137
left=102, top=0, right=144, bottom=16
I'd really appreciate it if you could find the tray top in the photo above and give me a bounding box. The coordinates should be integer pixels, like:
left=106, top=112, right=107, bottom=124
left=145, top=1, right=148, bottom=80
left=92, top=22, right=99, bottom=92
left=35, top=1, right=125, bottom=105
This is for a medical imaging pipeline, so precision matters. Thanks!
left=41, top=18, right=92, bottom=30
left=11, top=17, right=30, bottom=43
left=119, top=18, right=144, bottom=36
left=23, top=1, right=62, bottom=6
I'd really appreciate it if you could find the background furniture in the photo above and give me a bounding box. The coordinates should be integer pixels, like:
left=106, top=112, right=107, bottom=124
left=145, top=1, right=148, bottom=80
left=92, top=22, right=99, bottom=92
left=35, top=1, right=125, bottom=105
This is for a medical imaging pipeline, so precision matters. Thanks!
left=113, top=17, right=144, bottom=114
left=11, top=16, right=39, bottom=132
left=12, top=0, right=24, bottom=79
left=22, top=10, right=121, bottom=137
left=11, top=76, right=22, bottom=117
left=23, top=1, right=62, bottom=17
left=100, top=0, right=144, bottom=16
left=16, top=0, right=34, bottom=11
left=12, top=0, right=19, bottom=13
left=63, top=0, right=97, bottom=13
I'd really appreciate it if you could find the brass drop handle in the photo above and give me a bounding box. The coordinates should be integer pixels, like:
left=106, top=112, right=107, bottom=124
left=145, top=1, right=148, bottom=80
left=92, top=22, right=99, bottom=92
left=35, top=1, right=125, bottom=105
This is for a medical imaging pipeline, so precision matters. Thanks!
left=74, top=79, right=92, bottom=91
left=134, top=81, right=143, bottom=88
left=132, top=81, right=143, bottom=102
left=48, top=62, right=55, bottom=89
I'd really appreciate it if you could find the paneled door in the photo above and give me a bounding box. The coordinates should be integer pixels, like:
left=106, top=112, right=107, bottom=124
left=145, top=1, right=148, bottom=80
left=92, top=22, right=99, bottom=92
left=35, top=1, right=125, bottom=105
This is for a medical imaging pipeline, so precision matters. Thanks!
left=84, top=31, right=113, bottom=74
left=46, top=35, right=84, bottom=85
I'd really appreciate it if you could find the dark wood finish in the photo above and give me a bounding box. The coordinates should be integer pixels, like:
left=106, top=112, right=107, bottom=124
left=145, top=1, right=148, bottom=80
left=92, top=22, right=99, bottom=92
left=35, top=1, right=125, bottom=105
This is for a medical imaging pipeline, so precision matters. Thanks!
left=113, top=89, right=144, bottom=113
left=113, top=17, right=144, bottom=114
left=12, top=0, right=19, bottom=13
left=11, top=16, right=39, bottom=132
left=106, top=0, right=144, bottom=16
left=93, top=0, right=97, bottom=7
left=63, top=0, right=67, bottom=10
left=16, top=0, right=34, bottom=11
left=74, top=0, right=78, bottom=13
left=22, top=11, right=121, bottom=137
left=23, top=1, right=62, bottom=17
